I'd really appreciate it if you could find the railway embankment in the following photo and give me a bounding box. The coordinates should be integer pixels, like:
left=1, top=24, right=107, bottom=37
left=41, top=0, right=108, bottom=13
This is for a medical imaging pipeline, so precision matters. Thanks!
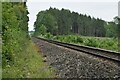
left=33, top=37, right=120, bottom=78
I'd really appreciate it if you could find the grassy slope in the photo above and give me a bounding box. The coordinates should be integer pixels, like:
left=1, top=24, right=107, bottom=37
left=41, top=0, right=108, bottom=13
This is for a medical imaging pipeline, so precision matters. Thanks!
left=2, top=40, right=55, bottom=78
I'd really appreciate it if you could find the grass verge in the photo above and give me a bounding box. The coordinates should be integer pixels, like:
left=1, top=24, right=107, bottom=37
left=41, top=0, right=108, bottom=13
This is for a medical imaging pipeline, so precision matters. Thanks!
left=2, top=40, right=55, bottom=78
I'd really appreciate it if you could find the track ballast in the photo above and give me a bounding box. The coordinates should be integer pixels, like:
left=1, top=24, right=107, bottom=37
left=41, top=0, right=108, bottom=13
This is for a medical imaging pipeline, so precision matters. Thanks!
left=36, top=37, right=120, bottom=63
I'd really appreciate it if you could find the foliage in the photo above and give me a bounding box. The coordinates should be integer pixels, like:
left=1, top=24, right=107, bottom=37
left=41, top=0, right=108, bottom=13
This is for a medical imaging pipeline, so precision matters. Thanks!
left=2, top=2, right=55, bottom=78
left=34, top=7, right=118, bottom=52
left=40, top=34, right=118, bottom=52
left=105, top=22, right=117, bottom=37
left=34, top=12, right=58, bottom=36
left=2, top=41, right=55, bottom=78
left=84, top=38, right=98, bottom=47
left=34, top=7, right=117, bottom=38
left=35, top=24, right=47, bottom=36
left=44, top=33, right=54, bottom=39
left=2, top=2, right=29, bottom=66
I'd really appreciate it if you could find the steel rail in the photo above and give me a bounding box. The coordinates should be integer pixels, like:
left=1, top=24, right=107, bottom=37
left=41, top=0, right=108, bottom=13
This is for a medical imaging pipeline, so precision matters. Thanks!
left=35, top=37, right=120, bottom=63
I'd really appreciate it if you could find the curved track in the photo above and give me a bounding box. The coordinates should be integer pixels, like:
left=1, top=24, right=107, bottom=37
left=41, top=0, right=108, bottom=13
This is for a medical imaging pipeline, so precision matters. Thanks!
left=36, top=37, right=120, bottom=63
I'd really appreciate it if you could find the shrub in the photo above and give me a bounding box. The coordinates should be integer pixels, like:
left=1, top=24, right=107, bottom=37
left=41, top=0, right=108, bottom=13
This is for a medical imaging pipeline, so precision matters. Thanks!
left=84, top=38, right=98, bottom=47
left=50, top=35, right=118, bottom=52
left=76, top=36, right=83, bottom=43
left=44, top=33, right=53, bottom=39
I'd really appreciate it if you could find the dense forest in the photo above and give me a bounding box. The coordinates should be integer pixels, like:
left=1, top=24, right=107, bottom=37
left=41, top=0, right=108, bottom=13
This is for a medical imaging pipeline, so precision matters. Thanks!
left=34, top=7, right=118, bottom=38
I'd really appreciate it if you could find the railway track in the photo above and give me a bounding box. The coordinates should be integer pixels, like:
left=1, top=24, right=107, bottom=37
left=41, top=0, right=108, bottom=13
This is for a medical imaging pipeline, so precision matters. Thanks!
left=35, top=37, right=120, bottom=63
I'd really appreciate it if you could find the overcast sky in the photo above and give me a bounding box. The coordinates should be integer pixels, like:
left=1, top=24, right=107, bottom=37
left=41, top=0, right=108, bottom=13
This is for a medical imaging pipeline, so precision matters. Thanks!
left=26, top=0, right=119, bottom=31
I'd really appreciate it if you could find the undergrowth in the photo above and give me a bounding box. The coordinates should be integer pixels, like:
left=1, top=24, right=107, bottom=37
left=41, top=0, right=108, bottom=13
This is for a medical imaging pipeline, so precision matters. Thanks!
left=39, top=34, right=119, bottom=52
left=2, top=40, right=55, bottom=78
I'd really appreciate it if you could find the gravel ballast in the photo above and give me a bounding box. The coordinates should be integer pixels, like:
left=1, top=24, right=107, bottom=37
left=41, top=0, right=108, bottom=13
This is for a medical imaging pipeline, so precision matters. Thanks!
left=33, top=38, right=120, bottom=78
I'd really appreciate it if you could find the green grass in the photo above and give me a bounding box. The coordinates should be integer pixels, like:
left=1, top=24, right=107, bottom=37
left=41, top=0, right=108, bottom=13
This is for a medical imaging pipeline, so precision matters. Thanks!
left=2, top=40, right=55, bottom=78
left=39, top=34, right=119, bottom=52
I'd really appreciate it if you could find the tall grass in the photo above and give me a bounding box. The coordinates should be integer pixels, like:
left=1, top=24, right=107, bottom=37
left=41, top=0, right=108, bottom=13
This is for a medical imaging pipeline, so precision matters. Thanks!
left=41, top=34, right=118, bottom=52
left=2, top=40, right=55, bottom=78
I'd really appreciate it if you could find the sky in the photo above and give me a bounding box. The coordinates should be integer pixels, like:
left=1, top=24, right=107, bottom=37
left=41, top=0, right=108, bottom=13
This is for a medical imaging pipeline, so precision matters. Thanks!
left=26, top=0, right=120, bottom=31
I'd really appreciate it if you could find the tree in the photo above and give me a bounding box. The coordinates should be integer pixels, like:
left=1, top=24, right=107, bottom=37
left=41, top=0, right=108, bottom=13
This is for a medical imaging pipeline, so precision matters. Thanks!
left=34, top=7, right=116, bottom=38
left=34, top=12, right=58, bottom=35
left=105, top=22, right=117, bottom=37
left=39, top=24, right=47, bottom=35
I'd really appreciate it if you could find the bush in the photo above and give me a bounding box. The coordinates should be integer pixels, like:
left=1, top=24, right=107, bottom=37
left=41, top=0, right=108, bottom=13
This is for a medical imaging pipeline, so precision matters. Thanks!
left=2, top=3, right=29, bottom=66
left=44, top=33, right=54, bottom=39
left=76, top=36, right=83, bottom=43
left=84, top=39, right=98, bottom=47
left=45, top=35, right=118, bottom=52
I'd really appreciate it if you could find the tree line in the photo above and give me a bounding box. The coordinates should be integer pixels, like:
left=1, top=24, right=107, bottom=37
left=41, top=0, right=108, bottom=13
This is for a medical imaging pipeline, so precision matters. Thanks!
left=34, top=7, right=118, bottom=38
